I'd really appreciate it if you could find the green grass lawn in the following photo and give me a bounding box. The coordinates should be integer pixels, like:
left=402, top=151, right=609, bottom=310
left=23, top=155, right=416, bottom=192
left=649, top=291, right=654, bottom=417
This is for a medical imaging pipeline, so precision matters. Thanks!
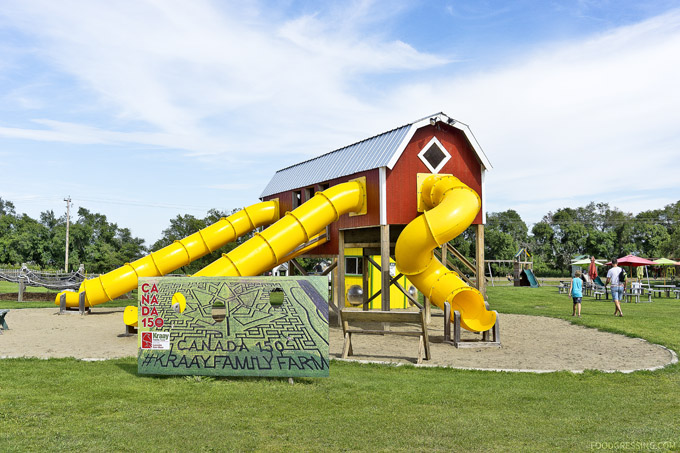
left=0, top=280, right=54, bottom=294
left=1, top=286, right=679, bottom=451
left=0, top=280, right=135, bottom=308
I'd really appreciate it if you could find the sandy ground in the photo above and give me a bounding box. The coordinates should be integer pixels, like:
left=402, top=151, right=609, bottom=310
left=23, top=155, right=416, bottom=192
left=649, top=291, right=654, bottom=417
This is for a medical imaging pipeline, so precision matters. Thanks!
left=0, top=308, right=675, bottom=372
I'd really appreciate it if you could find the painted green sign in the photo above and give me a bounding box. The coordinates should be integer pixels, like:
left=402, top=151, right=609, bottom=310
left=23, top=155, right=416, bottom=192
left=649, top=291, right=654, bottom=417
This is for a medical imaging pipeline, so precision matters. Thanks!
left=137, top=276, right=329, bottom=377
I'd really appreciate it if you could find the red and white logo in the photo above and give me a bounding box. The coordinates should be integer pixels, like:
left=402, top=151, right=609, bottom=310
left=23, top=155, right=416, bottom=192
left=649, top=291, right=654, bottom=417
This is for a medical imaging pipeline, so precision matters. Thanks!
left=141, top=332, right=153, bottom=349
left=141, top=331, right=170, bottom=350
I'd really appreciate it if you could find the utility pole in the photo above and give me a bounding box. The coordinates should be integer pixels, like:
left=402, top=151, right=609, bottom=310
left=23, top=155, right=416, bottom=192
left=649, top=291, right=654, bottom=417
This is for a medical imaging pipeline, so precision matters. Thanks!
left=64, top=196, right=71, bottom=272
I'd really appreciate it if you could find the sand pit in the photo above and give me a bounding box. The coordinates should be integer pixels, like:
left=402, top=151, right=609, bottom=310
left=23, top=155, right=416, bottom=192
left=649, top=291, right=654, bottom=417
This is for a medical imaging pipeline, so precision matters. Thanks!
left=0, top=308, right=675, bottom=372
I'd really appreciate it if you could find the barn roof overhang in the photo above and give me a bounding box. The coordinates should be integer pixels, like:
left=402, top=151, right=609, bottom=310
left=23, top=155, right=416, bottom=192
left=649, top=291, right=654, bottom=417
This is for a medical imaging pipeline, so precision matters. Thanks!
left=260, top=112, right=492, bottom=199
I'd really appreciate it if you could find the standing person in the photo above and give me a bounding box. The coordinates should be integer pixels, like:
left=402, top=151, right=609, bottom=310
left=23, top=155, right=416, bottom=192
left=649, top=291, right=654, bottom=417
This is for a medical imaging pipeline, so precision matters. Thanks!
left=606, top=258, right=625, bottom=317
left=588, top=256, right=598, bottom=281
left=569, top=270, right=583, bottom=317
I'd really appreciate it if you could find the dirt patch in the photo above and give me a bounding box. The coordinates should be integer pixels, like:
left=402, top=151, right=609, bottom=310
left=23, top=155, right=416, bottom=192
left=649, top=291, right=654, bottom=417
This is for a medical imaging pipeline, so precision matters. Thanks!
left=0, top=308, right=675, bottom=372
left=0, top=292, right=58, bottom=301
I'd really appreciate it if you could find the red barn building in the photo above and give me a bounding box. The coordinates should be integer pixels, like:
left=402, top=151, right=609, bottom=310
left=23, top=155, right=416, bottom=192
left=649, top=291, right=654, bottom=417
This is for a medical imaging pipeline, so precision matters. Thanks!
left=260, top=113, right=492, bottom=313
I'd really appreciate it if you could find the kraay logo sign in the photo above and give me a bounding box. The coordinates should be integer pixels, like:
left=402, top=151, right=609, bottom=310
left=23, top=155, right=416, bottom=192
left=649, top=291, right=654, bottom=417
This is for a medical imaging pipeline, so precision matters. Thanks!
left=141, top=331, right=170, bottom=350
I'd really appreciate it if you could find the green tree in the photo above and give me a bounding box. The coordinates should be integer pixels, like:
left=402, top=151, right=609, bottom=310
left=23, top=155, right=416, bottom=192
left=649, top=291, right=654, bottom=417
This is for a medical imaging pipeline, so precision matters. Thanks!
left=38, top=210, right=67, bottom=268
left=68, top=207, right=146, bottom=273
left=151, top=209, right=244, bottom=274
left=484, top=211, right=528, bottom=278
left=529, top=203, right=636, bottom=274
left=632, top=201, right=680, bottom=258
left=487, top=210, right=528, bottom=246
left=530, top=222, right=555, bottom=260
left=0, top=197, right=16, bottom=216
left=0, top=210, right=50, bottom=267
left=585, top=229, right=615, bottom=261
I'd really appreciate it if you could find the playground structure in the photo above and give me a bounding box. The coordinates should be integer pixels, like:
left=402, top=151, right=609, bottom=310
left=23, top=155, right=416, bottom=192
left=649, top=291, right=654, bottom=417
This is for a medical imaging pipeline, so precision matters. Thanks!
left=343, top=250, right=416, bottom=309
left=56, top=112, right=498, bottom=343
left=1, top=265, right=85, bottom=301
left=486, top=248, right=538, bottom=287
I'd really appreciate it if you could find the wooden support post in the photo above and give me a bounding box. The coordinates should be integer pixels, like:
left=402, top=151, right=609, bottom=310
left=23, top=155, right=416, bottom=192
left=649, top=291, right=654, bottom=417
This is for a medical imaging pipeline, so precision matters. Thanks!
left=322, top=258, right=337, bottom=302
left=429, top=243, right=450, bottom=324
left=513, top=261, right=521, bottom=287
left=18, top=264, right=26, bottom=302
left=475, top=224, right=486, bottom=299
left=453, top=310, right=462, bottom=346
left=450, top=308, right=500, bottom=348
left=59, top=293, right=66, bottom=314
left=79, top=291, right=86, bottom=315
left=336, top=230, right=346, bottom=326
left=362, top=252, right=369, bottom=311
left=482, top=327, right=490, bottom=342
left=482, top=301, right=491, bottom=341
left=331, top=263, right=340, bottom=324
left=289, top=258, right=308, bottom=276
left=18, top=277, right=25, bottom=303
left=380, top=224, right=390, bottom=311
left=424, top=297, right=431, bottom=324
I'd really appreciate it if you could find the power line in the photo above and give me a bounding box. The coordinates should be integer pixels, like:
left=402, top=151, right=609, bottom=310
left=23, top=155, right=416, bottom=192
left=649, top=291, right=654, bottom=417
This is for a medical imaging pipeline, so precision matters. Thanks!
left=73, top=196, right=218, bottom=212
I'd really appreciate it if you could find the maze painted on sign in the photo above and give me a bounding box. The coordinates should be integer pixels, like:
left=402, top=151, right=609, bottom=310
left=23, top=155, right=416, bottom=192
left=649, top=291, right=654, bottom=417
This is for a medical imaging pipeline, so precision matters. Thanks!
left=137, top=276, right=329, bottom=377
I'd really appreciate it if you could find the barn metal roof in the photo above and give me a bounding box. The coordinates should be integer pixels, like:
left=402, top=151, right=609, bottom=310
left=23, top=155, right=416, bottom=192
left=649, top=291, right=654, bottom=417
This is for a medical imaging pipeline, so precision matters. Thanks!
left=260, top=112, right=492, bottom=198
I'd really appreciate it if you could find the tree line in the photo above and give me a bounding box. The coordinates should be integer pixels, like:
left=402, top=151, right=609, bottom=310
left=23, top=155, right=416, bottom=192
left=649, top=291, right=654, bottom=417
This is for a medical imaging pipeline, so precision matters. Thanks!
left=480, top=201, right=680, bottom=277
left=1, top=196, right=678, bottom=277
left=0, top=197, right=246, bottom=274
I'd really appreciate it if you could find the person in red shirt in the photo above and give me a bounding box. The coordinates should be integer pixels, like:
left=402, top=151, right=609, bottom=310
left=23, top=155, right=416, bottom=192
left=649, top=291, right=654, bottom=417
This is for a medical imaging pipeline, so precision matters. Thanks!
left=588, top=256, right=598, bottom=281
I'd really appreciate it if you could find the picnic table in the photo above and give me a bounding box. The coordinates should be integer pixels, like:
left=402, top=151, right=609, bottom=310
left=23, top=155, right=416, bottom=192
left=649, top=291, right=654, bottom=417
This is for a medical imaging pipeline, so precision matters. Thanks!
left=593, top=285, right=607, bottom=300
left=558, top=281, right=570, bottom=294
left=654, top=285, right=677, bottom=298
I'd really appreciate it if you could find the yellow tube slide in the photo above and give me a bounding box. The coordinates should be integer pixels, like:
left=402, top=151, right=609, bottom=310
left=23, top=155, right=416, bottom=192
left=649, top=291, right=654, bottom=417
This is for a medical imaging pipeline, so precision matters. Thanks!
left=56, top=200, right=280, bottom=308
left=395, top=175, right=496, bottom=332
left=124, top=179, right=365, bottom=326
left=194, top=178, right=366, bottom=277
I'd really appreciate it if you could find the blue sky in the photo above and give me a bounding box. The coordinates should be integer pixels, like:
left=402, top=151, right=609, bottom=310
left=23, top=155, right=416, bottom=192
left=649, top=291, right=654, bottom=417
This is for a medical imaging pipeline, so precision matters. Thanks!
left=1, top=0, right=679, bottom=246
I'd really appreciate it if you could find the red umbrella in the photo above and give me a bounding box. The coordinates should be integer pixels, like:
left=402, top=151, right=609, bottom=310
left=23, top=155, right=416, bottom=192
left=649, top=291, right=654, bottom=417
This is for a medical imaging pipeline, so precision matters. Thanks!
left=607, top=255, right=656, bottom=267
left=605, top=255, right=655, bottom=286
left=614, top=255, right=656, bottom=267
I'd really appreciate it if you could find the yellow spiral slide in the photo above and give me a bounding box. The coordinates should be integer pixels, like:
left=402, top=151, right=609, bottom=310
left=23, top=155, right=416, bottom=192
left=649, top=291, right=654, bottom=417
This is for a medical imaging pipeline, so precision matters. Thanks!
left=55, top=200, right=280, bottom=308
left=395, top=174, right=496, bottom=332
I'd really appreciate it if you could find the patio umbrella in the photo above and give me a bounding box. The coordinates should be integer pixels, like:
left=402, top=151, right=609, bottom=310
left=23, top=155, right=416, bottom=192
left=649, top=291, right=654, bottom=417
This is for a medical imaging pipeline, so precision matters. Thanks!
left=570, top=258, right=605, bottom=281
left=570, top=258, right=606, bottom=266
left=653, top=258, right=679, bottom=284
left=606, top=255, right=655, bottom=286
left=614, top=255, right=656, bottom=267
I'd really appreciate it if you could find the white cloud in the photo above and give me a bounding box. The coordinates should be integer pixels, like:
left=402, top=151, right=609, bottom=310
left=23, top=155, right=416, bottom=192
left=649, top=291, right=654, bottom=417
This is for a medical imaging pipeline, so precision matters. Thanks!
left=0, top=1, right=678, bottom=241
left=383, top=9, right=680, bottom=219
left=0, top=0, right=446, bottom=158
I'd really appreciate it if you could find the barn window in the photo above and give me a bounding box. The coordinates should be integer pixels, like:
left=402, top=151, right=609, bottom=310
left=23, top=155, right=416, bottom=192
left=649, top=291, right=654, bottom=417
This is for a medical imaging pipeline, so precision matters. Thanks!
left=305, top=187, right=315, bottom=201
left=418, top=137, right=451, bottom=173
left=292, top=190, right=302, bottom=208
left=345, top=256, right=362, bottom=276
